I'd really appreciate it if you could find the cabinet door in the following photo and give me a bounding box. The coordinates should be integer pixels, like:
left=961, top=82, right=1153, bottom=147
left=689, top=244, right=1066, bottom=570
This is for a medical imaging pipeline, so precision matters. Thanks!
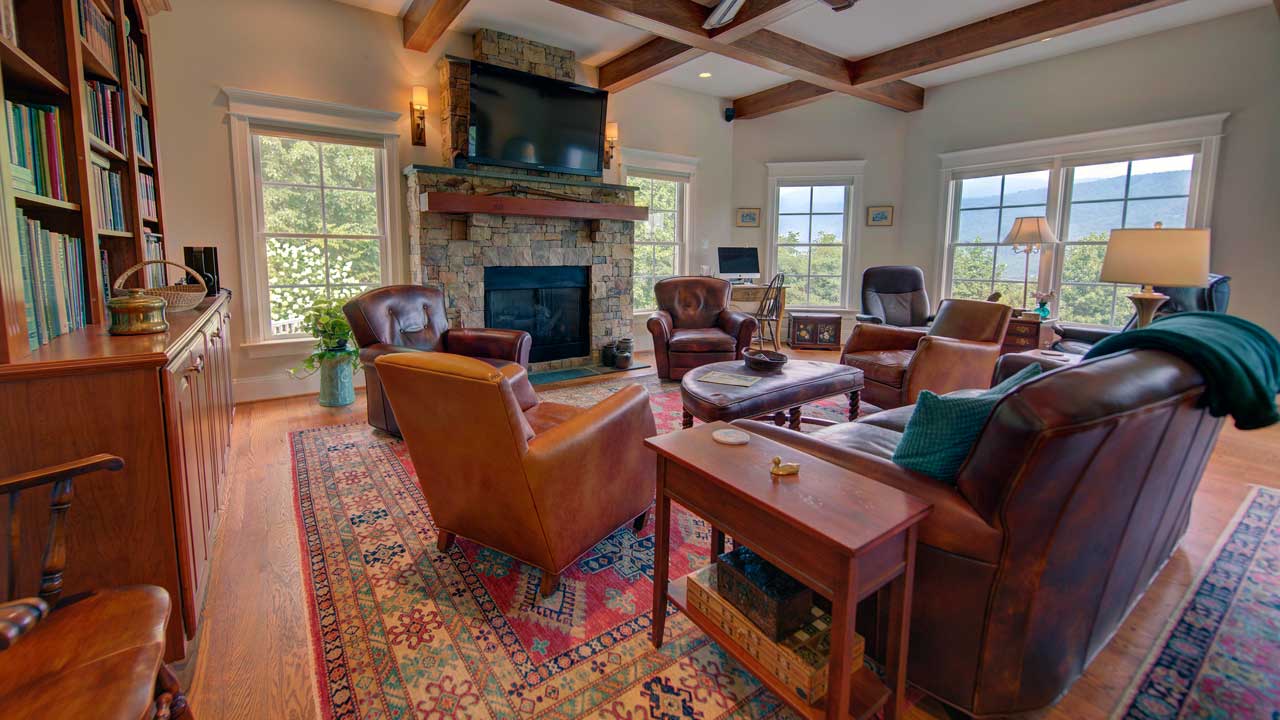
left=165, top=343, right=211, bottom=638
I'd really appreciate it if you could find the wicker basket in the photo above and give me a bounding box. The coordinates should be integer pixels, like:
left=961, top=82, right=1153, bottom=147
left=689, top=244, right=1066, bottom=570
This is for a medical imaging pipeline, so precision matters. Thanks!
left=114, top=260, right=208, bottom=312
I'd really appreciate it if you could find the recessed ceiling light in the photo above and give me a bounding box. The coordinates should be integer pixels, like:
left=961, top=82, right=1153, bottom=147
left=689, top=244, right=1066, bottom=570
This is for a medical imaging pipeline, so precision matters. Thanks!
left=699, top=72, right=713, bottom=78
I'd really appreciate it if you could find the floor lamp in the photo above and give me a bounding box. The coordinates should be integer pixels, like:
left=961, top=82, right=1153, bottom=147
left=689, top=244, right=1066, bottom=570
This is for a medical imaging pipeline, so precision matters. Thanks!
left=1001, top=217, right=1058, bottom=310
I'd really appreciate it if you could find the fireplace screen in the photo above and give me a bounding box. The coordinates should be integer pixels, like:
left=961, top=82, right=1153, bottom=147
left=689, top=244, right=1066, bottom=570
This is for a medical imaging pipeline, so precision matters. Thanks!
left=484, top=266, right=591, bottom=363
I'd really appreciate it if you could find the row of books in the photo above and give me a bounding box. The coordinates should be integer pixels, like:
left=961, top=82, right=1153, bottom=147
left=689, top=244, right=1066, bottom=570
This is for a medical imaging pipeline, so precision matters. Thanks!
left=77, top=0, right=118, bottom=75
left=92, top=156, right=127, bottom=231
left=144, top=233, right=165, bottom=287
left=139, top=171, right=157, bottom=219
left=1, top=0, right=17, bottom=44
left=85, top=80, right=126, bottom=153
left=6, top=101, right=69, bottom=201
left=127, top=37, right=149, bottom=101
left=133, top=110, right=152, bottom=162
left=15, top=209, right=91, bottom=350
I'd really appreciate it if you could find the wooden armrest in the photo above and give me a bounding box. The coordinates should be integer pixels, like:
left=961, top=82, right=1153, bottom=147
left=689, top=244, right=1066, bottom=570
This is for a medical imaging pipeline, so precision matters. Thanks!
left=0, top=454, right=124, bottom=494
left=0, top=598, right=50, bottom=650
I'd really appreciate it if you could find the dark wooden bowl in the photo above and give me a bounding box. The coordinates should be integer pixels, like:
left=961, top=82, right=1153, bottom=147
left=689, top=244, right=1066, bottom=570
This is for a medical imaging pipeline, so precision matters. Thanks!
left=744, top=350, right=788, bottom=372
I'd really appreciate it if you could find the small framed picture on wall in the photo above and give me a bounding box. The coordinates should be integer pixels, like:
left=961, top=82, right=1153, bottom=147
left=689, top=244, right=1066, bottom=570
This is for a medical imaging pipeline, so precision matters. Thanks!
left=866, top=205, right=894, bottom=227
left=735, top=208, right=761, bottom=227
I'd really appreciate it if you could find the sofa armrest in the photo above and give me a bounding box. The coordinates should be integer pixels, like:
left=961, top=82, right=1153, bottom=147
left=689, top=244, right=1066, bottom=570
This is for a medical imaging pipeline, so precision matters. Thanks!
left=358, top=342, right=419, bottom=368
left=841, top=323, right=927, bottom=358
left=1052, top=323, right=1116, bottom=345
left=903, top=336, right=1002, bottom=402
left=718, top=309, right=759, bottom=355
left=0, top=598, right=50, bottom=651
left=854, top=313, right=884, bottom=325
left=524, top=385, right=658, bottom=567
left=444, top=327, right=532, bottom=366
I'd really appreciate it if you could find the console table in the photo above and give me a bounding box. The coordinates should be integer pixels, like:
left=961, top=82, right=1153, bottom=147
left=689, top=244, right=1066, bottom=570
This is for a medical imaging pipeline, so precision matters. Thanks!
left=646, top=422, right=931, bottom=720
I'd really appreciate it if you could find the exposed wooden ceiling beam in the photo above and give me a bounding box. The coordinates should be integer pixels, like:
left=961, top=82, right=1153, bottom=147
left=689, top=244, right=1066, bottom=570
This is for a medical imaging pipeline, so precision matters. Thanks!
left=548, top=0, right=923, bottom=111
left=403, top=0, right=473, bottom=52
left=599, top=38, right=707, bottom=92
left=847, top=0, right=1188, bottom=87
left=732, top=80, right=831, bottom=120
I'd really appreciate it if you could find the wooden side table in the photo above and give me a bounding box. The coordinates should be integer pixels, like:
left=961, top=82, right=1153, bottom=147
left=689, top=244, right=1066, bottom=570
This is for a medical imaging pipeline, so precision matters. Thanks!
left=646, top=423, right=931, bottom=720
left=1001, top=315, right=1057, bottom=354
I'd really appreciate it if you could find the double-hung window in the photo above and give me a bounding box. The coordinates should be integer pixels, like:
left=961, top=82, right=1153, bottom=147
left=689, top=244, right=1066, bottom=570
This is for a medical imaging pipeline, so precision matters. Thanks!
left=766, top=161, right=862, bottom=309
left=940, top=115, right=1222, bottom=328
left=629, top=173, right=686, bottom=312
left=254, top=131, right=387, bottom=337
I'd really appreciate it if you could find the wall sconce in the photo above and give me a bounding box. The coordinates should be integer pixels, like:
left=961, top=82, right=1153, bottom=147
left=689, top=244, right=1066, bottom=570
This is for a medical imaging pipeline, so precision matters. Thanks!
left=411, top=85, right=430, bottom=147
left=604, top=122, right=619, bottom=169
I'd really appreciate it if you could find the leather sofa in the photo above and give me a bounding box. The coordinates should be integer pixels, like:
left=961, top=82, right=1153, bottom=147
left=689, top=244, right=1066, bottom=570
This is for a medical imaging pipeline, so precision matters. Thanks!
left=856, top=265, right=932, bottom=328
left=343, top=285, right=532, bottom=436
left=373, top=352, right=657, bottom=597
left=1053, top=274, right=1231, bottom=354
left=841, top=298, right=1012, bottom=410
left=647, top=276, right=757, bottom=380
left=737, top=349, right=1224, bottom=718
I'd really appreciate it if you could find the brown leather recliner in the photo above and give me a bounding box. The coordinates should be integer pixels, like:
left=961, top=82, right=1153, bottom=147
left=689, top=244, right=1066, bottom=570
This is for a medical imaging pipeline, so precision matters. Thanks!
left=373, top=352, right=657, bottom=597
left=841, top=298, right=1011, bottom=410
left=738, top=349, right=1224, bottom=718
left=647, top=276, right=758, bottom=380
left=344, top=285, right=532, bottom=436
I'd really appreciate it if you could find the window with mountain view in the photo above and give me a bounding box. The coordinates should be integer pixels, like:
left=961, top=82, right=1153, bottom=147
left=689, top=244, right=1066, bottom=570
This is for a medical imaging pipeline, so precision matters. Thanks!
left=775, top=184, right=849, bottom=306
left=944, top=153, right=1197, bottom=327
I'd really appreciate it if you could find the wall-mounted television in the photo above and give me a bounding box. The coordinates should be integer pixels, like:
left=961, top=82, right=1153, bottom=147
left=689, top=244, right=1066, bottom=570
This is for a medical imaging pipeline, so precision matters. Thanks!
left=467, top=59, right=608, bottom=177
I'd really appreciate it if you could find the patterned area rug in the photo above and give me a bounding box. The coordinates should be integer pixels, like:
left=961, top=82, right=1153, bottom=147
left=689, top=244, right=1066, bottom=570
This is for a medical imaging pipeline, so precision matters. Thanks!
left=1116, top=486, right=1280, bottom=719
left=293, top=380, right=857, bottom=719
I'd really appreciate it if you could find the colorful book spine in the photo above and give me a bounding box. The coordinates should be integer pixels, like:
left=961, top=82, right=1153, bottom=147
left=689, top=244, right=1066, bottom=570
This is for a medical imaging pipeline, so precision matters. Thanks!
left=13, top=209, right=89, bottom=346
left=133, top=110, right=153, bottom=162
left=15, top=209, right=39, bottom=349
left=77, top=0, right=118, bottom=76
left=91, top=154, right=127, bottom=231
left=139, top=172, right=157, bottom=218
left=144, top=233, right=165, bottom=287
left=84, top=80, right=126, bottom=153
left=127, top=37, right=148, bottom=100
left=5, top=101, right=68, bottom=200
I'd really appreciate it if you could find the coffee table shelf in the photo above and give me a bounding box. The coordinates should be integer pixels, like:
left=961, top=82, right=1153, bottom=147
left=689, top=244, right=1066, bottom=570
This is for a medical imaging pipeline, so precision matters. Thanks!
left=668, top=575, right=891, bottom=720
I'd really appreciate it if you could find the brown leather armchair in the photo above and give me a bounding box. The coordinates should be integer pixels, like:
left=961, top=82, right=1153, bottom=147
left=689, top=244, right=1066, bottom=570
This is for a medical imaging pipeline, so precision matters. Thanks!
left=374, top=352, right=657, bottom=597
left=0, top=454, right=191, bottom=719
left=647, top=276, right=758, bottom=380
left=738, top=349, right=1224, bottom=718
left=841, top=298, right=1011, bottom=409
left=344, top=285, right=532, bottom=436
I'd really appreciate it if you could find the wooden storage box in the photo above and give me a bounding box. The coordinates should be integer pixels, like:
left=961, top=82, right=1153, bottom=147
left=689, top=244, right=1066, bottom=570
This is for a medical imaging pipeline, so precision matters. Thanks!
left=716, top=545, right=813, bottom=640
left=788, top=312, right=843, bottom=350
left=688, top=565, right=863, bottom=705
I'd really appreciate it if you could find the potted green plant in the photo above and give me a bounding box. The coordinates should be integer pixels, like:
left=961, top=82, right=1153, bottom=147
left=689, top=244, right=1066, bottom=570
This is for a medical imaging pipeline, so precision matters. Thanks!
left=291, top=296, right=359, bottom=407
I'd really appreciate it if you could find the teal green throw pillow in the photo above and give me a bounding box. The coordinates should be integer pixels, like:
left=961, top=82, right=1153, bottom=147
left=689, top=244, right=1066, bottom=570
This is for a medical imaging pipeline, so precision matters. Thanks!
left=892, top=363, right=1043, bottom=483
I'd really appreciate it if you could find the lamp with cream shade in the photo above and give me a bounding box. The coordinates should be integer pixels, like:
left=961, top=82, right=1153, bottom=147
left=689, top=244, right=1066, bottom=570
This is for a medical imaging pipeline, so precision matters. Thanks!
left=1000, top=216, right=1058, bottom=311
left=1101, top=228, right=1211, bottom=329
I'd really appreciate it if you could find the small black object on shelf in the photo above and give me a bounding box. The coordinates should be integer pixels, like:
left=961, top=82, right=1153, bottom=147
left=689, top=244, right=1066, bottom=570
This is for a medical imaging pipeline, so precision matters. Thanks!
left=716, top=545, right=814, bottom=641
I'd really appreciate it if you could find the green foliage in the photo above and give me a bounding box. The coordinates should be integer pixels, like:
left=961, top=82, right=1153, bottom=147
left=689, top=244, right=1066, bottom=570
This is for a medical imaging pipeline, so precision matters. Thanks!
left=291, top=296, right=359, bottom=378
left=777, top=228, right=843, bottom=306
left=632, top=177, right=682, bottom=311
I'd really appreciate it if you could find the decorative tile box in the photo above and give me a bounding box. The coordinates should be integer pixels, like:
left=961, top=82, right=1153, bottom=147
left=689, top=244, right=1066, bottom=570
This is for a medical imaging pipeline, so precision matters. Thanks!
left=716, top=545, right=813, bottom=640
left=687, top=565, right=864, bottom=705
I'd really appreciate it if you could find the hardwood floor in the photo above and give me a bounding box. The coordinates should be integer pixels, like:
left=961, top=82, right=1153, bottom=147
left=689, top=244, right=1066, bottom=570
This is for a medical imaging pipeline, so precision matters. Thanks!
left=187, top=350, right=1280, bottom=719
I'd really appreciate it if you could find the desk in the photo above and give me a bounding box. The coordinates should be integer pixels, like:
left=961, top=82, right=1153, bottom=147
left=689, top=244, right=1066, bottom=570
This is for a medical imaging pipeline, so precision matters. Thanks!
left=727, top=284, right=787, bottom=349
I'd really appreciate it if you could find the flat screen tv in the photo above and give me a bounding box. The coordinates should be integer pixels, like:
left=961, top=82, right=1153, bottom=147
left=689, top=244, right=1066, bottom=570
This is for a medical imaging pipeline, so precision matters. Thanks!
left=467, top=59, right=608, bottom=177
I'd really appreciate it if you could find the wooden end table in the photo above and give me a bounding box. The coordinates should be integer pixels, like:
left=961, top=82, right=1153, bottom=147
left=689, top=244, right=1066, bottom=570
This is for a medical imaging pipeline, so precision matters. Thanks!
left=646, top=422, right=931, bottom=720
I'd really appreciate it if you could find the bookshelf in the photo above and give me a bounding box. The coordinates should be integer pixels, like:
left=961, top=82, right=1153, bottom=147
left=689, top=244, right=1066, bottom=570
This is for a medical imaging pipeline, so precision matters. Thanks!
left=0, top=0, right=169, bottom=363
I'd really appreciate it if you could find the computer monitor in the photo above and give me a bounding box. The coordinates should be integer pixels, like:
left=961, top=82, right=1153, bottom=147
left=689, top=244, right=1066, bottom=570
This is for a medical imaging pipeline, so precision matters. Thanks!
left=717, top=246, right=761, bottom=283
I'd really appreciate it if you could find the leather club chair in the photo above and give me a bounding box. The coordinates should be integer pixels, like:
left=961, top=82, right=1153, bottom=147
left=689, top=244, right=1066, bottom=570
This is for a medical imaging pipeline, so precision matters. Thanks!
left=1054, top=273, right=1231, bottom=354
left=344, top=285, right=532, bottom=436
left=373, top=352, right=657, bottom=597
left=647, top=276, right=758, bottom=380
left=840, top=298, right=1012, bottom=410
left=737, top=349, right=1225, bottom=718
left=0, top=454, right=190, bottom=719
left=856, top=265, right=932, bottom=328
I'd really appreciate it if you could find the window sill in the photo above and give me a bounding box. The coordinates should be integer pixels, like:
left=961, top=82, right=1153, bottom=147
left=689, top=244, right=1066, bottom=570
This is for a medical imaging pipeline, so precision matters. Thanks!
left=242, top=336, right=317, bottom=359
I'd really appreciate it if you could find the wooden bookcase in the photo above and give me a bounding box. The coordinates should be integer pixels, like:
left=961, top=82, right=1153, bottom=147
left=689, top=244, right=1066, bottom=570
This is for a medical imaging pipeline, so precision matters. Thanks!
left=0, top=0, right=168, bottom=364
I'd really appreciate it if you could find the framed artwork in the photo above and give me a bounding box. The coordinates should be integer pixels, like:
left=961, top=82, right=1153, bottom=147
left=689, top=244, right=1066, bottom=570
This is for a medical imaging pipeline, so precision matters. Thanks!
left=735, top=208, right=761, bottom=227
left=866, top=205, right=894, bottom=226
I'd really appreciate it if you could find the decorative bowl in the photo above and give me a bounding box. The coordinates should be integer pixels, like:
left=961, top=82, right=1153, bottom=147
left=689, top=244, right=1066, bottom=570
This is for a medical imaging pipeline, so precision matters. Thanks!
left=744, top=350, right=788, bottom=372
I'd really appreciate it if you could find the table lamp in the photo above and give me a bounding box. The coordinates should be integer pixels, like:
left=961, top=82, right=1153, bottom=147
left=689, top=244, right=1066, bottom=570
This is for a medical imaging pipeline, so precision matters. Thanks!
left=1001, top=216, right=1058, bottom=310
left=1101, top=228, right=1210, bottom=329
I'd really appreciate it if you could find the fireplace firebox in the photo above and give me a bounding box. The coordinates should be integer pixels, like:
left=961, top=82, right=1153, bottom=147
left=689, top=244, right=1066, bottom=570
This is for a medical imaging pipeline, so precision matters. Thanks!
left=484, top=266, right=591, bottom=363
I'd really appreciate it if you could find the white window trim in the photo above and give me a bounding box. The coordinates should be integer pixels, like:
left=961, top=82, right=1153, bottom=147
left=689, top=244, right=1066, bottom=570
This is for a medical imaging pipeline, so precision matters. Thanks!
left=225, top=87, right=404, bottom=352
left=766, top=160, right=865, bottom=310
left=619, top=147, right=699, bottom=315
left=935, top=114, right=1227, bottom=312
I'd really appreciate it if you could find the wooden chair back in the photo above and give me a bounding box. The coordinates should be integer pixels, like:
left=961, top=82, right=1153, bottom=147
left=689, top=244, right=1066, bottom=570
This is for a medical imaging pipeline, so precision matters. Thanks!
left=755, top=273, right=785, bottom=321
left=2, top=455, right=123, bottom=604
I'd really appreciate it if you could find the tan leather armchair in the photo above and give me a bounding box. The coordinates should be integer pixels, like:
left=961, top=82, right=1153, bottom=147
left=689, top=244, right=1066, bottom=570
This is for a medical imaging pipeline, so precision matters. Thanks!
left=841, top=298, right=1011, bottom=409
left=374, top=352, right=657, bottom=597
left=738, top=349, right=1225, bottom=717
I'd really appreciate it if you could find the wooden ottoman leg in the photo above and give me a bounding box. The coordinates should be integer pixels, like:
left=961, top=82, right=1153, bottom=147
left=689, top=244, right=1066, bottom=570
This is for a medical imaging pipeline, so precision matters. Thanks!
left=682, top=410, right=694, bottom=429
left=788, top=407, right=802, bottom=430
left=773, top=411, right=786, bottom=426
left=849, top=390, right=861, bottom=421
left=540, top=571, right=560, bottom=598
left=633, top=512, right=647, bottom=532
left=437, top=531, right=456, bottom=552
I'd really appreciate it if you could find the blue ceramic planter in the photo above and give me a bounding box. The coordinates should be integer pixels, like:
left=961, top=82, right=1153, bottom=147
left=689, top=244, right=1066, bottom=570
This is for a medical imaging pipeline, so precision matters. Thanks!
left=318, top=354, right=355, bottom=407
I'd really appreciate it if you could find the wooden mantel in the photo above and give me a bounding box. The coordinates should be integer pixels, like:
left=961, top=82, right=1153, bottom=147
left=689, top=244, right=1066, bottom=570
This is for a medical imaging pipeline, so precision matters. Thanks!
left=418, top=191, right=649, bottom=222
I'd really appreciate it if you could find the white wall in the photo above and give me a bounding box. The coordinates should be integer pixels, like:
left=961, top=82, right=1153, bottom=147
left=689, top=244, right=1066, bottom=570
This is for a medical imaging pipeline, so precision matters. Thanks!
left=732, top=7, right=1280, bottom=337
left=150, top=0, right=734, bottom=395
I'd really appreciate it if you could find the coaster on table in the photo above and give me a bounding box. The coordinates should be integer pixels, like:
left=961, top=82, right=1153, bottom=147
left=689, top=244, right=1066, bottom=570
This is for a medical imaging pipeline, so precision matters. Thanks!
left=712, top=428, right=751, bottom=446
